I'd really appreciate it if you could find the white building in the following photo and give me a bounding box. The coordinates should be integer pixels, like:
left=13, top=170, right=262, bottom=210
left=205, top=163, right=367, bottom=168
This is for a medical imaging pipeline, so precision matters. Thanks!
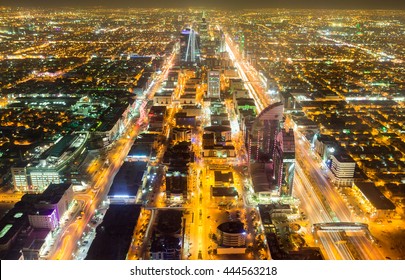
left=330, top=154, right=356, bottom=187
left=11, top=133, right=88, bottom=192
left=28, top=209, right=58, bottom=230
left=217, top=221, right=246, bottom=247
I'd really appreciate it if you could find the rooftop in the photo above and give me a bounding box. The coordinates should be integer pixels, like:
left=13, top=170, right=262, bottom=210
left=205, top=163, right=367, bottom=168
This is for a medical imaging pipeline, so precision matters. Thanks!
left=354, top=182, right=396, bottom=210
left=86, top=205, right=141, bottom=260
left=217, top=221, right=245, bottom=234
left=108, top=162, right=147, bottom=197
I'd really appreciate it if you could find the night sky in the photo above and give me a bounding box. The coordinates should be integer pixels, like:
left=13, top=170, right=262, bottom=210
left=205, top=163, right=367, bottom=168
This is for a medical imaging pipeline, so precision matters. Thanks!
left=2, top=0, right=405, bottom=9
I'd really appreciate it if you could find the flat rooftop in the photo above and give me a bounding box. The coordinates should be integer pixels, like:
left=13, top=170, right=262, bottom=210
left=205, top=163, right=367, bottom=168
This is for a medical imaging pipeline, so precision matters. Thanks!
left=354, top=182, right=396, bottom=210
left=108, top=162, right=147, bottom=197
left=86, top=205, right=141, bottom=260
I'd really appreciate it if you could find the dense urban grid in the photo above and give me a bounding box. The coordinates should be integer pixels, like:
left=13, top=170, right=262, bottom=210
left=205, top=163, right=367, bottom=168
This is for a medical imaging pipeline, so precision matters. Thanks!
left=0, top=7, right=404, bottom=260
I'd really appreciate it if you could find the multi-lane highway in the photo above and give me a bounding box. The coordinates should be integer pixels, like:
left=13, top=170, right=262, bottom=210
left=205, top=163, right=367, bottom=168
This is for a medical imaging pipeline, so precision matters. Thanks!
left=223, top=33, right=269, bottom=111
left=223, top=27, right=385, bottom=260
left=294, top=133, right=385, bottom=260
left=48, top=53, right=176, bottom=260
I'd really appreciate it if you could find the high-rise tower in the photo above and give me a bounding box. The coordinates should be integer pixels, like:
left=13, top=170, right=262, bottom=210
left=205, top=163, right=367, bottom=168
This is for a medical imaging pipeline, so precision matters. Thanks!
left=248, top=102, right=296, bottom=198
left=248, top=102, right=284, bottom=162
left=274, top=128, right=295, bottom=196
left=179, top=28, right=200, bottom=65
left=207, top=70, right=220, bottom=98
left=199, top=11, right=209, bottom=51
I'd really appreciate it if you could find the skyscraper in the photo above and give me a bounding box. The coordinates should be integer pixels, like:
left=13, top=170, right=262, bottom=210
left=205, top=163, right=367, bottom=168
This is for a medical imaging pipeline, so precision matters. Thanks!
left=199, top=11, right=209, bottom=50
left=274, top=128, right=295, bottom=196
left=248, top=102, right=284, bottom=162
left=248, top=102, right=295, bottom=198
left=179, top=28, right=200, bottom=65
left=207, top=70, right=220, bottom=98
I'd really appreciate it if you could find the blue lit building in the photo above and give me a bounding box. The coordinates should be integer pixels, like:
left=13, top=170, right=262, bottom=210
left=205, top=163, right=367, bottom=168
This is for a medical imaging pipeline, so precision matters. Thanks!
left=179, top=28, right=200, bottom=65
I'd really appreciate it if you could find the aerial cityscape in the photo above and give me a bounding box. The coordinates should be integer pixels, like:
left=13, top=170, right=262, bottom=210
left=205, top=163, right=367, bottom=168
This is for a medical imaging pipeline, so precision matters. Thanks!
left=0, top=3, right=404, bottom=261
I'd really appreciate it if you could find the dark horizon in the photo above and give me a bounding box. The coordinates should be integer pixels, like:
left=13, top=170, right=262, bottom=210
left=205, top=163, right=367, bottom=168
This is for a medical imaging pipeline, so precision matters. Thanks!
left=1, top=0, right=405, bottom=10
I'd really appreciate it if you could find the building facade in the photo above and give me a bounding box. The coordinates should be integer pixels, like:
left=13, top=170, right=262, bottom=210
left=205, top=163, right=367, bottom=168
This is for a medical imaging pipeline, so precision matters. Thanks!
left=207, top=70, right=220, bottom=99
left=179, top=28, right=200, bottom=65
left=217, top=221, right=246, bottom=247
left=330, top=153, right=356, bottom=187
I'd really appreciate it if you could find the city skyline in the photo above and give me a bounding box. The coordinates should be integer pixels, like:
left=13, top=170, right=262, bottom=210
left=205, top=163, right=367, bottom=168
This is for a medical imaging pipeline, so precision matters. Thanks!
left=0, top=6, right=404, bottom=263
left=2, top=0, right=405, bottom=9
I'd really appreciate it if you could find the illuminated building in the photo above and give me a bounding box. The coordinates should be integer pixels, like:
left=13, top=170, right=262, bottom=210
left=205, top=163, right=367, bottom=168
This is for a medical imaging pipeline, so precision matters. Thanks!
left=214, top=170, right=234, bottom=187
left=248, top=102, right=283, bottom=162
left=229, top=78, right=244, bottom=92
left=175, top=112, right=197, bottom=128
left=211, top=186, right=238, bottom=202
left=93, top=103, right=135, bottom=145
left=198, top=12, right=209, bottom=53
left=203, top=112, right=235, bottom=162
left=86, top=205, right=141, bottom=260
left=248, top=103, right=296, bottom=198
left=11, top=133, right=88, bottom=192
left=330, top=153, right=356, bottom=187
left=28, top=209, right=58, bottom=230
left=202, top=145, right=236, bottom=161
left=150, top=210, right=182, bottom=260
left=165, top=171, right=187, bottom=202
left=204, top=125, right=232, bottom=144
left=313, top=134, right=339, bottom=162
left=179, top=28, right=200, bottom=65
left=179, top=105, right=202, bottom=118
left=217, top=221, right=246, bottom=247
left=352, top=182, right=396, bottom=219
left=223, top=67, right=238, bottom=78
left=148, top=105, right=167, bottom=132
left=153, top=90, right=173, bottom=106
left=127, top=143, right=156, bottom=162
left=0, top=208, right=27, bottom=253
left=107, top=162, right=148, bottom=205
left=232, top=89, right=257, bottom=153
left=207, top=70, right=221, bottom=99
left=165, top=71, right=179, bottom=90
left=0, top=183, right=74, bottom=259
left=179, top=93, right=197, bottom=106
left=250, top=163, right=275, bottom=200
left=21, top=229, right=53, bottom=260
left=171, top=127, right=192, bottom=143
left=150, top=236, right=181, bottom=260
left=127, top=132, right=158, bottom=162
left=211, top=170, right=238, bottom=203
left=274, top=129, right=295, bottom=196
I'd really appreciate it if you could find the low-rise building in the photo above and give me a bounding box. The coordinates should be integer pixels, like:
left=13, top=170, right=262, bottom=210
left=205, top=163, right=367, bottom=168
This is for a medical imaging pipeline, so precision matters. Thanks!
left=171, top=127, right=192, bottom=143
left=107, top=162, right=148, bottom=204
left=214, top=171, right=234, bottom=187
left=202, top=145, right=236, bottom=161
left=329, top=153, right=356, bottom=187
left=217, top=221, right=246, bottom=247
left=179, top=93, right=197, bottom=106
left=153, top=90, right=173, bottom=106
left=165, top=171, right=187, bottom=202
left=28, top=209, right=58, bottom=230
left=21, top=229, right=53, bottom=260
left=11, top=133, right=88, bottom=192
left=175, top=112, right=196, bottom=127
left=150, top=236, right=181, bottom=260
left=204, top=126, right=232, bottom=144
left=352, top=182, right=396, bottom=219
